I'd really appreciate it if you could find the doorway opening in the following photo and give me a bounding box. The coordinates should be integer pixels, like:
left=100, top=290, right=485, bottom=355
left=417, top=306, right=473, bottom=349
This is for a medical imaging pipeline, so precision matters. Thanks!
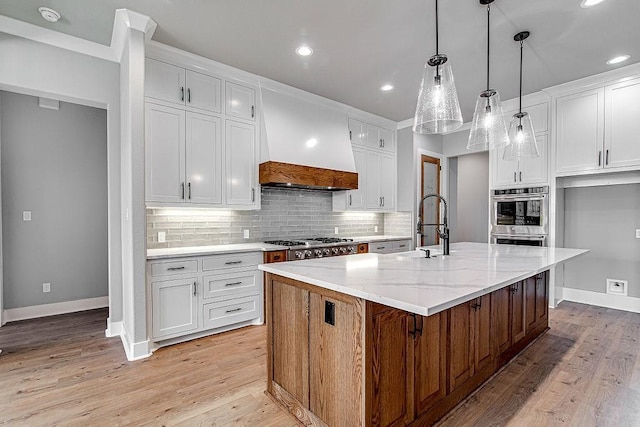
left=420, top=154, right=441, bottom=247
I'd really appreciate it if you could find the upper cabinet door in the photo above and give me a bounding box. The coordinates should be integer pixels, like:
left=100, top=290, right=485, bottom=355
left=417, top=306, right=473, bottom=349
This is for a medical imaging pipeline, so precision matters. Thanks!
left=365, top=150, right=382, bottom=209
left=365, top=124, right=381, bottom=150
left=185, top=112, right=223, bottom=205
left=145, top=103, right=186, bottom=203
left=518, top=134, right=548, bottom=185
left=555, top=88, right=604, bottom=174
left=185, top=70, right=221, bottom=113
left=146, top=58, right=186, bottom=105
left=378, top=127, right=396, bottom=153
left=493, top=147, right=518, bottom=187
left=348, top=118, right=366, bottom=146
left=348, top=146, right=366, bottom=209
left=604, top=77, right=640, bottom=169
left=225, top=120, right=257, bottom=205
left=226, top=82, right=256, bottom=121
left=379, top=152, right=396, bottom=211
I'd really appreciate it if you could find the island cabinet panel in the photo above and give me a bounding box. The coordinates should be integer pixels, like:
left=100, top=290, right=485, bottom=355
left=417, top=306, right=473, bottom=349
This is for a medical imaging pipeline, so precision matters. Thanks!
left=473, top=294, right=493, bottom=373
left=270, top=279, right=310, bottom=407
left=512, top=281, right=526, bottom=344
left=367, top=304, right=411, bottom=427
left=309, top=293, right=363, bottom=427
left=492, top=287, right=512, bottom=356
left=414, top=313, right=448, bottom=414
left=525, top=272, right=548, bottom=335
left=448, top=302, right=474, bottom=391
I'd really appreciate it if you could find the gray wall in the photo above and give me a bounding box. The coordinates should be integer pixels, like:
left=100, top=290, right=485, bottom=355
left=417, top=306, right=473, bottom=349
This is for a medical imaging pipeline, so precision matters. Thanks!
left=396, top=127, right=414, bottom=212
left=450, top=152, right=489, bottom=243
left=564, top=184, right=640, bottom=298
left=1, top=92, right=108, bottom=309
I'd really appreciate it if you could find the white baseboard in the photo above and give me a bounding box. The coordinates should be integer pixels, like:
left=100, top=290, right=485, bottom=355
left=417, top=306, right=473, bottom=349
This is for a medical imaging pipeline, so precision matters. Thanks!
left=3, top=296, right=109, bottom=323
left=562, top=287, right=640, bottom=314
left=105, top=318, right=123, bottom=337
left=119, top=324, right=152, bottom=361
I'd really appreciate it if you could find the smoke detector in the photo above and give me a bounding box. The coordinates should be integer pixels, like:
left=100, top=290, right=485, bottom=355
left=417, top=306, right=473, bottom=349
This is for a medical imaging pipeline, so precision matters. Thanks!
left=38, top=7, right=61, bottom=23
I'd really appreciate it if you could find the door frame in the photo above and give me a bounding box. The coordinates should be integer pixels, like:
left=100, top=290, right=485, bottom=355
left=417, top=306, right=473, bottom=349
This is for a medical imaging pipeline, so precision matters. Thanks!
left=415, top=149, right=447, bottom=248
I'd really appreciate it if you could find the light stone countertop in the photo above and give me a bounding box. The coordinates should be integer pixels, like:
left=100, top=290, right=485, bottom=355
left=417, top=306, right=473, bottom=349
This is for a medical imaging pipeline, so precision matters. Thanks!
left=146, top=235, right=413, bottom=259
left=258, top=242, right=588, bottom=316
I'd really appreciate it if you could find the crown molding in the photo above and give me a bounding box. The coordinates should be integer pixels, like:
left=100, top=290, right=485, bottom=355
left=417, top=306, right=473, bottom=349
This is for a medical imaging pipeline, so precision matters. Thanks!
left=111, top=9, right=157, bottom=61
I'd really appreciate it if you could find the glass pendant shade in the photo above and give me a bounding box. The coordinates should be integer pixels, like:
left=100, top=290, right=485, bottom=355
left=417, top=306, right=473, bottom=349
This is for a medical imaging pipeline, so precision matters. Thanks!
left=467, top=89, right=509, bottom=151
left=413, top=55, right=463, bottom=134
left=503, top=112, right=538, bottom=160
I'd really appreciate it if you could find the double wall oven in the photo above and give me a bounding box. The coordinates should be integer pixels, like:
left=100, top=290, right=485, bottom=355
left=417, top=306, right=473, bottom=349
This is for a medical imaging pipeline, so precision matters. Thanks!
left=490, top=186, right=548, bottom=247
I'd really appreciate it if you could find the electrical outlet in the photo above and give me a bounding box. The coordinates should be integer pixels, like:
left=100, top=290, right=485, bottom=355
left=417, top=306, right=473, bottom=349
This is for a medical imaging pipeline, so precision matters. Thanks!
left=243, top=229, right=250, bottom=239
left=158, top=231, right=166, bottom=243
left=334, top=227, right=339, bottom=235
left=23, top=211, right=32, bottom=221
left=43, top=283, right=51, bottom=293
left=636, top=229, right=640, bottom=239
left=606, top=279, right=628, bottom=296
left=374, top=225, right=378, bottom=233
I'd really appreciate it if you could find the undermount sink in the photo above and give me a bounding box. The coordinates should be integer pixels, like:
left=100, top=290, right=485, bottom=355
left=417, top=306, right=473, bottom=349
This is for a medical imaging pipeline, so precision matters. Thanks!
left=396, top=250, right=440, bottom=259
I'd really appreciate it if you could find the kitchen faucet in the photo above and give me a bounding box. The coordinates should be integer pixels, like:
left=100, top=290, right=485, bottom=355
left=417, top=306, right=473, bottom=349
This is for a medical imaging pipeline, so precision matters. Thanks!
left=417, top=194, right=450, bottom=256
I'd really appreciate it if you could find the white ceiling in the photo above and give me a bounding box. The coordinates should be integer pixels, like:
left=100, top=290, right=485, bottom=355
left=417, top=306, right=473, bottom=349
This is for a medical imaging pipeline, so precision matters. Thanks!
left=1, top=0, right=638, bottom=122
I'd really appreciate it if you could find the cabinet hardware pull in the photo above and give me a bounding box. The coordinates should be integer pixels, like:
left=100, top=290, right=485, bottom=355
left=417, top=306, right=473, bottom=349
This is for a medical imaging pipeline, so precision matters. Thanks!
left=251, top=105, right=255, bottom=118
left=598, top=151, right=602, bottom=166
left=188, top=182, right=191, bottom=199
left=606, top=149, right=609, bottom=165
left=225, top=260, right=242, bottom=265
left=349, top=194, right=352, bottom=206
left=167, top=266, right=185, bottom=271
left=408, top=314, right=416, bottom=336
left=273, top=255, right=281, bottom=260
left=225, top=281, right=243, bottom=287
left=382, top=196, right=385, bottom=207
left=181, top=87, right=184, bottom=101
left=193, top=281, right=197, bottom=296
left=251, top=188, right=255, bottom=202
left=519, top=171, right=522, bottom=182
left=181, top=183, right=185, bottom=199
left=226, top=307, right=242, bottom=313
left=187, top=88, right=191, bottom=103
left=349, top=130, right=352, bottom=141
left=514, top=172, right=517, bottom=182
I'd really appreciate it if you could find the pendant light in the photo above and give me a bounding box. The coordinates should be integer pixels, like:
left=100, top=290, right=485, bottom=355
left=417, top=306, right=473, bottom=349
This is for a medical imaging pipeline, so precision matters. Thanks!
left=467, top=0, right=509, bottom=151
left=503, top=31, right=539, bottom=160
left=413, top=0, right=463, bottom=135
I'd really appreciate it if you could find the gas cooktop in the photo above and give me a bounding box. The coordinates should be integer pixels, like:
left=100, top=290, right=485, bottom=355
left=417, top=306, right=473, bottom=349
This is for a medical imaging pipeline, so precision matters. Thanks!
left=264, top=237, right=354, bottom=248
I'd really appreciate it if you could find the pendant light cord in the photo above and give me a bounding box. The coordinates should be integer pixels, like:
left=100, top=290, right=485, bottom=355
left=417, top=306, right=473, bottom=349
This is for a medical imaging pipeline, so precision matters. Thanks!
left=435, top=0, right=439, bottom=55
left=486, top=4, right=490, bottom=91
left=519, top=39, right=523, bottom=114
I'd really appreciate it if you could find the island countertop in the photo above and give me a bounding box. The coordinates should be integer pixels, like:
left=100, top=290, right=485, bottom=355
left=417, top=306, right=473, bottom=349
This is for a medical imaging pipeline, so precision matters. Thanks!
left=258, top=242, right=588, bottom=316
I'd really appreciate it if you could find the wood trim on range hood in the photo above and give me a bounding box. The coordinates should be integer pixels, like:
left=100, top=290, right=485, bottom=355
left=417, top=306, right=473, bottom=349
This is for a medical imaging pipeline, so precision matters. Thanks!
left=259, top=161, right=358, bottom=191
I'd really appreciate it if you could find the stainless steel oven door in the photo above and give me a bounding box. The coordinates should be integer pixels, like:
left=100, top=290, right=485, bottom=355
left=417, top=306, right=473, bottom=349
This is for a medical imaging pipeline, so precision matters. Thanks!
left=490, top=193, right=548, bottom=236
left=491, top=234, right=546, bottom=247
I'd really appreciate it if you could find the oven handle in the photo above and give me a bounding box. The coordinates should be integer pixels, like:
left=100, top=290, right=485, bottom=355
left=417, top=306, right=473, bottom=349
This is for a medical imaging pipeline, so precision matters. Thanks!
left=492, top=194, right=547, bottom=202
left=491, top=234, right=546, bottom=241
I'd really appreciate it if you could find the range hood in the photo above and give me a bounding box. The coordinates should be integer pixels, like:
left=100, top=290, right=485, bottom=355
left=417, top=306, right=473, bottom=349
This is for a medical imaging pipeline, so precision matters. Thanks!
left=259, top=87, right=357, bottom=191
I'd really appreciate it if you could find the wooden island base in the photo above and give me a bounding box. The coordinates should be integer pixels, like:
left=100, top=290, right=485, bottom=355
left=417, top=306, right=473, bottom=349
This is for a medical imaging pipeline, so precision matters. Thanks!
left=265, top=271, right=549, bottom=427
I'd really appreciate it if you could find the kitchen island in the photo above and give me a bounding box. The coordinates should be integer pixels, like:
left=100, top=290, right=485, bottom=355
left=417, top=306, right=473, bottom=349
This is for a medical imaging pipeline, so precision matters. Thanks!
left=259, top=242, right=587, bottom=427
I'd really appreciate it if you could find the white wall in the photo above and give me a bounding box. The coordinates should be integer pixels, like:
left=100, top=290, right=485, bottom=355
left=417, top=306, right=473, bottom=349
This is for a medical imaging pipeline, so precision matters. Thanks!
left=451, top=152, right=490, bottom=243
left=1, top=92, right=108, bottom=308
left=396, top=127, right=414, bottom=212
left=0, top=32, right=122, bottom=328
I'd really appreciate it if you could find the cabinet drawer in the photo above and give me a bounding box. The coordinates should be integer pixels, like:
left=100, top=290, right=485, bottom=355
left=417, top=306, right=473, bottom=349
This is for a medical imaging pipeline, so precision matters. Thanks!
left=150, top=259, right=199, bottom=277
left=369, top=242, right=392, bottom=253
left=203, top=295, right=261, bottom=329
left=202, top=269, right=261, bottom=300
left=393, top=240, right=411, bottom=251
left=202, top=252, right=261, bottom=271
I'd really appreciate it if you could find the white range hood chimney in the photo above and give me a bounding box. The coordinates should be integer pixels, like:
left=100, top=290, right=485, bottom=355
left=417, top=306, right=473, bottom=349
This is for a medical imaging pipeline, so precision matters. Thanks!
left=259, top=87, right=358, bottom=190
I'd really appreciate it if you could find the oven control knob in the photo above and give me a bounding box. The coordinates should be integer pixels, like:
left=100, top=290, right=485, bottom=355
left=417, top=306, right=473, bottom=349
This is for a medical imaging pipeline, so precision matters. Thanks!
left=339, top=247, right=347, bottom=254
left=323, top=248, right=331, bottom=256
left=332, top=248, right=339, bottom=255
left=304, top=250, right=312, bottom=259
left=348, top=246, right=356, bottom=253
left=314, top=249, right=323, bottom=257
left=295, top=251, right=303, bottom=260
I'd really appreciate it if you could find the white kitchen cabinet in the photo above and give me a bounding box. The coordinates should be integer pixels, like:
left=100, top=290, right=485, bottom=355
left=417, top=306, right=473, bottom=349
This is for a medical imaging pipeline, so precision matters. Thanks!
left=348, top=118, right=367, bottom=146
left=555, top=88, right=604, bottom=174
left=366, top=124, right=395, bottom=153
left=145, top=103, right=186, bottom=203
left=225, top=81, right=256, bottom=121
left=365, top=150, right=395, bottom=211
left=146, top=58, right=221, bottom=113
left=368, top=239, right=412, bottom=254
left=493, top=134, right=548, bottom=187
left=604, top=77, right=640, bottom=169
left=225, top=120, right=258, bottom=206
left=152, top=277, right=198, bottom=339
left=145, top=103, right=223, bottom=205
left=333, top=146, right=366, bottom=211
left=379, top=152, right=396, bottom=211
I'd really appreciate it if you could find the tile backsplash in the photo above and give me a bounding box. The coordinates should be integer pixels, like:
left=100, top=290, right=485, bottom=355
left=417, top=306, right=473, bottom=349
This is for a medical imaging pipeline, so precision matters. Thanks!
left=147, top=188, right=412, bottom=249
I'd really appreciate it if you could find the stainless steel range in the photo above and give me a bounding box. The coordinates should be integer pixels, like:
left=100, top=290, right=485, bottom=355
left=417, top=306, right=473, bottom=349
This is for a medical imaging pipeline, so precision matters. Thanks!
left=263, top=237, right=358, bottom=260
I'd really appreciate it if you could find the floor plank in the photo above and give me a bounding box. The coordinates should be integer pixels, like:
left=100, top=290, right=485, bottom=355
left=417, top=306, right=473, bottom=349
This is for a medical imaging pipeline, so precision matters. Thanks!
left=1, top=302, right=640, bottom=426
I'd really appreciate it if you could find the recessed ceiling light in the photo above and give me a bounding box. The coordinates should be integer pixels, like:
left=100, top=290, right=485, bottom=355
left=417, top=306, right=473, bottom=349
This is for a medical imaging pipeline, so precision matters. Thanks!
left=607, top=55, right=630, bottom=65
left=295, top=46, right=313, bottom=57
left=380, top=84, right=394, bottom=92
left=580, top=0, right=607, bottom=8
left=38, top=7, right=61, bottom=22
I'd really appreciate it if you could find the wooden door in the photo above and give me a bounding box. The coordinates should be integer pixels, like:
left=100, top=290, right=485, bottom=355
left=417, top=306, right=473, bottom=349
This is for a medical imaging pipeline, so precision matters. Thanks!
left=185, top=111, right=222, bottom=205
left=271, top=280, right=310, bottom=407
left=511, top=281, right=526, bottom=344
left=225, top=120, right=256, bottom=206
left=473, top=294, right=493, bottom=373
left=414, top=313, right=447, bottom=415
left=448, top=302, right=473, bottom=392
left=185, top=69, right=221, bottom=113
left=369, top=306, right=411, bottom=427
left=419, top=155, right=441, bottom=246
left=492, top=286, right=511, bottom=357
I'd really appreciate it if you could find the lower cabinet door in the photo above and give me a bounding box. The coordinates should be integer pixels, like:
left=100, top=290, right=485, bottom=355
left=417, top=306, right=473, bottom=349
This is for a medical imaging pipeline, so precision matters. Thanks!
left=511, top=281, right=526, bottom=344
left=492, top=286, right=512, bottom=357
left=449, top=302, right=473, bottom=392
left=202, top=294, right=261, bottom=330
left=473, top=294, right=493, bottom=373
left=535, top=272, right=548, bottom=324
left=525, top=276, right=538, bottom=333
left=414, top=312, right=447, bottom=415
left=152, top=277, right=198, bottom=339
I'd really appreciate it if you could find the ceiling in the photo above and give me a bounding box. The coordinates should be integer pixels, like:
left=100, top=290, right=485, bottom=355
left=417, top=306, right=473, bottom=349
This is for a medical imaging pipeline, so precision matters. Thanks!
left=1, top=0, right=638, bottom=122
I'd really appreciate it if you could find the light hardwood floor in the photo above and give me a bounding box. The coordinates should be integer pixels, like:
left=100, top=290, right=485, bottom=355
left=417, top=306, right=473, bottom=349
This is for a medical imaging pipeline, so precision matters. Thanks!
left=1, top=302, right=639, bottom=426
